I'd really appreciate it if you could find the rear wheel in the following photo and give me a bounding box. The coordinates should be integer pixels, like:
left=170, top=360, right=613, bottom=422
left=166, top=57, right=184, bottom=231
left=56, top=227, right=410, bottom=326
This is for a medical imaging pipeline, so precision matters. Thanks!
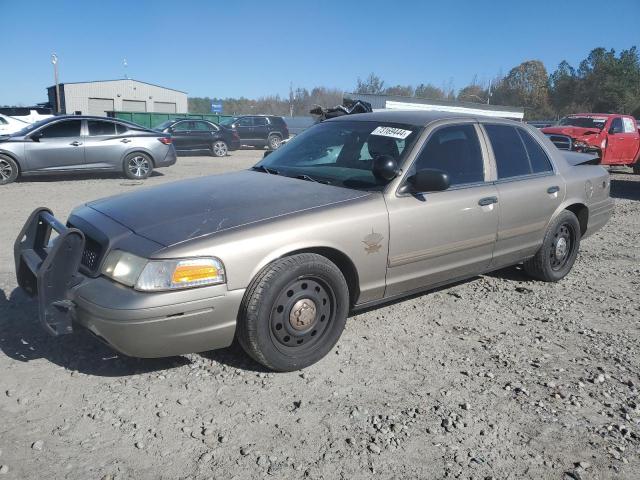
left=211, top=140, right=228, bottom=157
left=523, top=210, right=581, bottom=282
left=237, top=253, right=349, bottom=371
left=0, top=155, right=19, bottom=185
left=123, top=152, right=153, bottom=180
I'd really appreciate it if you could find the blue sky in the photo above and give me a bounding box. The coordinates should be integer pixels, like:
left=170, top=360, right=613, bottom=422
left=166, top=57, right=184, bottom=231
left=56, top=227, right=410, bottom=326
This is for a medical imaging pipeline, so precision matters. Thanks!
left=1, top=0, right=639, bottom=105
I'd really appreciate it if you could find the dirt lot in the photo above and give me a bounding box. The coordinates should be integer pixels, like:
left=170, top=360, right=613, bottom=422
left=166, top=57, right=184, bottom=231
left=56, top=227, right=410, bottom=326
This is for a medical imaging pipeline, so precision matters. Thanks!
left=0, top=152, right=638, bottom=480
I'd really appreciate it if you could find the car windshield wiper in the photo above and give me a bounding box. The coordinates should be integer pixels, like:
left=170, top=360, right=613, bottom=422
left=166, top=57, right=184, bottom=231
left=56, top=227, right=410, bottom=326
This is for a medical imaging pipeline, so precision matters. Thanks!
left=294, top=174, right=331, bottom=185
left=251, top=165, right=279, bottom=175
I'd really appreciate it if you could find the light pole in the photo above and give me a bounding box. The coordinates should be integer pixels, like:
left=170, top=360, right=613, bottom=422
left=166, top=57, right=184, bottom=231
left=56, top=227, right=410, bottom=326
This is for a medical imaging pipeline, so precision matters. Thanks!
left=51, top=53, right=60, bottom=113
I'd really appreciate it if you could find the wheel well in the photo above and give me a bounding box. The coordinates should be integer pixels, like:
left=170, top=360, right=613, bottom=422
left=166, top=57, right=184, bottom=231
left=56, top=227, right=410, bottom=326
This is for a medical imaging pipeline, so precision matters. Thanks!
left=284, top=247, right=360, bottom=307
left=0, top=152, right=21, bottom=174
left=268, top=132, right=282, bottom=138
left=565, top=203, right=588, bottom=236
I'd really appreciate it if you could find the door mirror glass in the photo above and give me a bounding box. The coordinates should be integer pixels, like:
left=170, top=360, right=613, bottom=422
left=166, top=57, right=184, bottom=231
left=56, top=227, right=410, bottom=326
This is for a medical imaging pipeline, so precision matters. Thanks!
left=372, top=154, right=399, bottom=181
left=404, top=168, right=450, bottom=193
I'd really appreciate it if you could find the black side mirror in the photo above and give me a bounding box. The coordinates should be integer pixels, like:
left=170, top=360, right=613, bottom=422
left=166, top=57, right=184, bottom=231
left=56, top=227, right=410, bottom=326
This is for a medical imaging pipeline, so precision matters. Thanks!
left=263, top=150, right=272, bottom=158
left=372, top=154, right=399, bottom=181
left=401, top=168, right=450, bottom=194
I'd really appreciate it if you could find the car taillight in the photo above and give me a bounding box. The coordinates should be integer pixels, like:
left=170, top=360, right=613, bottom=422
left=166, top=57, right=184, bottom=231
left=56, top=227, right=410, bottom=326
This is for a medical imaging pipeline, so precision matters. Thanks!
left=158, top=137, right=172, bottom=145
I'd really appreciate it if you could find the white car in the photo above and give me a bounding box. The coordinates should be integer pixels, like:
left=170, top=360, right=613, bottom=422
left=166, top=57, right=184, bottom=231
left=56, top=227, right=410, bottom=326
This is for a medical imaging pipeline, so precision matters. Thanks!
left=0, top=113, right=29, bottom=135
left=0, top=107, right=54, bottom=125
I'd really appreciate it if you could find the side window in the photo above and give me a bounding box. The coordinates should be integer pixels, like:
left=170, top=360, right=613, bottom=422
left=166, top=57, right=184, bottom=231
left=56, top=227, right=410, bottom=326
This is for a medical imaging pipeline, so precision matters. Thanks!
left=610, top=117, right=623, bottom=133
left=0, top=117, right=7, bottom=125
left=517, top=129, right=553, bottom=173
left=38, top=120, right=81, bottom=138
left=194, top=121, right=212, bottom=131
left=413, top=124, right=484, bottom=186
left=115, top=123, right=128, bottom=134
left=622, top=117, right=635, bottom=133
left=237, top=117, right=253, bottom=127
left=254, top=117, right=267, bottom=126
left=88, top=120, right=116, bottom=136
left=173, top=121, right=193, bottom=132
left=484, top=124, right=531, bottom=179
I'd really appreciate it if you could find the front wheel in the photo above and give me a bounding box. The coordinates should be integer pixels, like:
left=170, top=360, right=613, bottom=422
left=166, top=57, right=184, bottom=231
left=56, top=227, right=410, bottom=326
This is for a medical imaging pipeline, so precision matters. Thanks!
left=267, top=135, right=282, bottom=150
left=237, top=253, right=349, bottom=371
left=523, top=210, right=581, bottom=282
left=123, top=153, right=153, bottom=180
left=0, top=155, right=19, bottom=185
left=211, top=141, right=228, bottom=157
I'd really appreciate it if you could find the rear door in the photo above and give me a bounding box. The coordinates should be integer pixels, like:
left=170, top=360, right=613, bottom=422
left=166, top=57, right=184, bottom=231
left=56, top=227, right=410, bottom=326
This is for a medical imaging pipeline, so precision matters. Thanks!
left=234, top=116, right=254, bottom=143
left=24, top=119, right=84, bottom=171
left=192, top=121, right=215, bottom=150
left=481, top=123, right=563, bottom=268
left=83, top=119, right=130, bottom=169
left=253, top=117, right=269, bottom=143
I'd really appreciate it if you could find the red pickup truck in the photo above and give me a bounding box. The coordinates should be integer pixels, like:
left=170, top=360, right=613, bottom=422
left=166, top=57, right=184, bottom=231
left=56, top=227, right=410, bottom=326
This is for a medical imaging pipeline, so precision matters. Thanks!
left=542, top=114, right=640, bottom=173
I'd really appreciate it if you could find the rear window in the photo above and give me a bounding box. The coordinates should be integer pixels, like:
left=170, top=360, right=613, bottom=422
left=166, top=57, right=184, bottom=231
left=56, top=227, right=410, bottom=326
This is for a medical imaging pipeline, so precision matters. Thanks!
left=0, top=107, right=31, bottom=117
left=518, top=129, right=553, bottom=173
left=269, top=116, right=286, bottom=126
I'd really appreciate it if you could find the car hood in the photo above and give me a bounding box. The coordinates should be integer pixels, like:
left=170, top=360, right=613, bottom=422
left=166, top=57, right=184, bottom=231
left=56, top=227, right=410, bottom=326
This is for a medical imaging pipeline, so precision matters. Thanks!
left=87, top=170, right=369, bottom=247
left=542, top=126, right=601, bottom=138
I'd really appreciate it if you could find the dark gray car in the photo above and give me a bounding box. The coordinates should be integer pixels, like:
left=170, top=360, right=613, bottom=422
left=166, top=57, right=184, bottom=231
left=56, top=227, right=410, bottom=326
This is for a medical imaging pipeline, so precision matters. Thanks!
left=0, top=116, right=177, bottom=184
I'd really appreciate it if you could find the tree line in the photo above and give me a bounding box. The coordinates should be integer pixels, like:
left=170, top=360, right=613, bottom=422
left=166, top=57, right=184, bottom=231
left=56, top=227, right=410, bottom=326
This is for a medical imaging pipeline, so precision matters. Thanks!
left=188, top=47, right=640, bottom=120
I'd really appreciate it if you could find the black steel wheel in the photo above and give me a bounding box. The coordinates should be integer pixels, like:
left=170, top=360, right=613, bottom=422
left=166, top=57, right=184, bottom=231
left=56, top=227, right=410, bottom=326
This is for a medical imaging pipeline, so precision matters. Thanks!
left=524, top=210, right=581, bottom=282
left=237, top=253, right=349, bottom=371
left=0, top=155, right=19, bottom=185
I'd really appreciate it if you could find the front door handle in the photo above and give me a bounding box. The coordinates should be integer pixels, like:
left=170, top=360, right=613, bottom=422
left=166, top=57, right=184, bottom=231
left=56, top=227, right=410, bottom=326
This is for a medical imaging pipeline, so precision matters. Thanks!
left=120, top=138, right=132, bottom=143
left=547, top=186, right=560, bottom=194
left=478, top=196, right=498, bottom=206
left=69, top=141, right=82, bottom=146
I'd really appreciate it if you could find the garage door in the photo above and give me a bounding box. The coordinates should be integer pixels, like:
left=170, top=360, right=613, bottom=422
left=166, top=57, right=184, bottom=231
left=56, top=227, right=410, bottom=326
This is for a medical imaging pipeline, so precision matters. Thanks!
left=87, top=98, right=114, bottom=116
left=153, top=101, right=176, bottom=113
left=122, top=100, right=147, bottom=112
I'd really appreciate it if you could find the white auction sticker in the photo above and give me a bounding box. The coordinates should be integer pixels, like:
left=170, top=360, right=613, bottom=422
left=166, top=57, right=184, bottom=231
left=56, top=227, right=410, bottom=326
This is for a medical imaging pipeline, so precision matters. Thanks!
left=371, top=126, right=412, bottom=139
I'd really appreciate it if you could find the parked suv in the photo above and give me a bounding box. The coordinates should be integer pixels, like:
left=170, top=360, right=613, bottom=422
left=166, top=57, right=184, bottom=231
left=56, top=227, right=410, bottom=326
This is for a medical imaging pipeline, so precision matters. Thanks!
left=223, top=115, right=289, bottom=150
left=154, top=119, right=240, bottom=157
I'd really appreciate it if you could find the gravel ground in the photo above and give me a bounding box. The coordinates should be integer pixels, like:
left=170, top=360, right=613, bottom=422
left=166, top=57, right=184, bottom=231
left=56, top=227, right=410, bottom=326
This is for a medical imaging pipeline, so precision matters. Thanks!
left=0, top=153, right=638, bottom=480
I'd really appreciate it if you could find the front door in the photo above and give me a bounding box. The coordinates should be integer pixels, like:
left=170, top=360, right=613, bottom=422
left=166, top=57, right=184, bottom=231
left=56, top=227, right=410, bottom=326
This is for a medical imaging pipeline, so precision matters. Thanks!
left=605, top=117, right=627, bottom=165
left=170, top=121, right=196, bottom=151
left=234, top=116, right=255, bottom=144
left=385, top=122, right=499, bottom=297
left=24, top=119, right=84, bottom=171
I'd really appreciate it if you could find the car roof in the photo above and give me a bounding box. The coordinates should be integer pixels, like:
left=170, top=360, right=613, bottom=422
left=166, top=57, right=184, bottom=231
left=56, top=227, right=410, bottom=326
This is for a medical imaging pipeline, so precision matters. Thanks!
left=326, top=109, right=520, bottom=127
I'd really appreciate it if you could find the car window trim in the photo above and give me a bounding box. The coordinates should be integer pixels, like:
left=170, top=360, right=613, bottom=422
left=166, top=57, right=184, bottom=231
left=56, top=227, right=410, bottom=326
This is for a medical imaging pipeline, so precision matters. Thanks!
left=395, top=120, right=491, bottom=196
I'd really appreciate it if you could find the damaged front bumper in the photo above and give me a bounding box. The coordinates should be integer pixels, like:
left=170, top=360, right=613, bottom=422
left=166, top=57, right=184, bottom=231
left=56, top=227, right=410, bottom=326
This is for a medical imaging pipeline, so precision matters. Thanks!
left=14, top=207, right=243, bottom=357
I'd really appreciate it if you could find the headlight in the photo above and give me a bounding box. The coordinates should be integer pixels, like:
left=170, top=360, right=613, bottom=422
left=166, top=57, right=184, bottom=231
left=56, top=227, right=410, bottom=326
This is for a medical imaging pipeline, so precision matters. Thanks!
left=102, top=251, right=225, bottom=291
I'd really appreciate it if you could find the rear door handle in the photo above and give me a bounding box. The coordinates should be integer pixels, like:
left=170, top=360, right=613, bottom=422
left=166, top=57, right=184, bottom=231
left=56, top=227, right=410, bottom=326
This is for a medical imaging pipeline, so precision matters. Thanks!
left=120, top=138, right=132, bottom=143
left=69, top=141, right=82, bottom=146
left=478, top=196, right=498, bottom=206
left=547, top=186, right=560, bottom=194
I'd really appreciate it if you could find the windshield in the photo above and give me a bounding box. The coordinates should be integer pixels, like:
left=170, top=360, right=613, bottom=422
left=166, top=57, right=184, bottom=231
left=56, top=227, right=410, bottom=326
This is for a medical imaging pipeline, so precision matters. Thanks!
left=255, top=120, right=420, bottom=191
left=558, top=116, right=607, bottom=130
left=12, top=117, right=54, bottom=136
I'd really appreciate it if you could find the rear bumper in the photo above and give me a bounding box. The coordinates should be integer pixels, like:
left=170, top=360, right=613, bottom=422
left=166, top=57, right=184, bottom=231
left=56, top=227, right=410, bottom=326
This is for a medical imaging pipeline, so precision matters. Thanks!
left=14, top=208, right=243, bottom=358
left=157, top=146, right=177, bottom=167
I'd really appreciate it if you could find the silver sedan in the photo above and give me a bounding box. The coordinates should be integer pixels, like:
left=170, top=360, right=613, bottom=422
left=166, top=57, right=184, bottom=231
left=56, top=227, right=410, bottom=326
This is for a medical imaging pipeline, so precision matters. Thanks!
left=0, top=116, right=177, bottom=184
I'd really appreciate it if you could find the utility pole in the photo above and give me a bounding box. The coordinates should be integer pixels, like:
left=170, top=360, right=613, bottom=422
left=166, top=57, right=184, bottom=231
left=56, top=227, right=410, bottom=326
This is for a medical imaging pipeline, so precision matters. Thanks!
left=51, top=53, right=60, bottom=113
left=487, top=79, right=492, bottom=105
left=289, top=82, right=294, bottom=117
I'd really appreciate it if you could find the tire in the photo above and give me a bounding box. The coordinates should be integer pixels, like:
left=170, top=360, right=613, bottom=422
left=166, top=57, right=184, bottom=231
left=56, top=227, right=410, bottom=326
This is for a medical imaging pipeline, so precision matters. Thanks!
left=267, top=134, right=282, bottom=150
left=123, top=152, right=153, bottom=180
left=211, top=140, right=228, bottom=157
left=0, top=155, right=19, bottom=185
left=237, top=253, right=349, bottom=372
left=523, top=210, right=581, bottom=282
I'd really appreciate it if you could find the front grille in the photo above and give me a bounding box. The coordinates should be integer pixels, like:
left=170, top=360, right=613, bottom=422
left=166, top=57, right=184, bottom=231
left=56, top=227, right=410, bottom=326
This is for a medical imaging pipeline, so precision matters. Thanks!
left=547, top=134, right=572, bottom=150
left=81, top=236, right=103, bottom=272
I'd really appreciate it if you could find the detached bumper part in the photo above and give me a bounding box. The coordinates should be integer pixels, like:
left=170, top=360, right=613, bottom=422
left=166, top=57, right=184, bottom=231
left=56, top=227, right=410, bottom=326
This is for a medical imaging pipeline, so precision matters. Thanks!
left=14, top=207, right=85, bottom=336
